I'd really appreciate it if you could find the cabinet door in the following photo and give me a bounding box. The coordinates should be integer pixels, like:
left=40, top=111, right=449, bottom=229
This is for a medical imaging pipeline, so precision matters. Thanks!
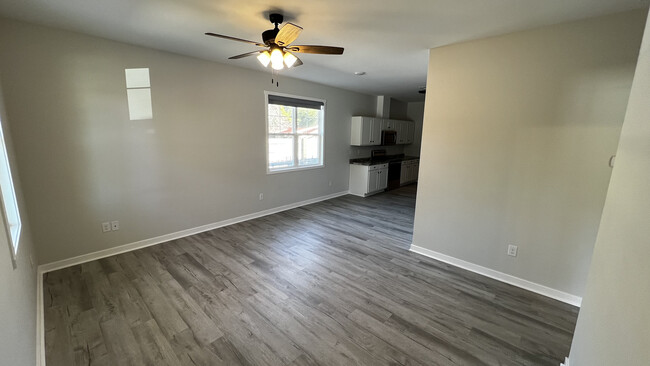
left=377, top=168, right=388, bottom=190
left=400, top=162, right=408, bottom=185
left=360, top=117, right=373, bottom=145
left=405, top=122, right=414, bottom=144
left=381, top=119, right=394, bottom=131
left=412, top=160, right=419, bottom=182
left=351, top=117, right=381, bottom=146
left=350, top=117, right=362, bottom=145
left=367, top=168, right=378, bottom=193
left=393, top=120, right=401, bottom=136
left=369, top=118, right=381, bottom=145
left=393, top=120, right=401, bottom=143
left=403, top=161, right=410, bottom=182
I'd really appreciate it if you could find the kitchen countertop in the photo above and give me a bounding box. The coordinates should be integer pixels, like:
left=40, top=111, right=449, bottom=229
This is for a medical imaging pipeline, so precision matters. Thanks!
left=349, top=155, right=420, bottom=166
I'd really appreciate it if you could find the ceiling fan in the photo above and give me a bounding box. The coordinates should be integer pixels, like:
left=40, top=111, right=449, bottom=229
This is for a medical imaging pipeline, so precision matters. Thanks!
left=205, top=13, right=344, bottom=71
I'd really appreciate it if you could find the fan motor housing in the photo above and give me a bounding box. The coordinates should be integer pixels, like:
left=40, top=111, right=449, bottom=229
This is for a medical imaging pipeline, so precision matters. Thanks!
left=269, top=13, right=283, bottom=25
left=262, top=13, right=283, bottom=45
left=262, top=28, right=279, bottom=45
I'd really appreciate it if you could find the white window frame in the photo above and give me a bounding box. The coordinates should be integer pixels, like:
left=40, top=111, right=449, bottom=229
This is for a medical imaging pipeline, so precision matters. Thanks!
left=265, top=91, right=326, bottom=174
left=0, top=114, right=21, bottom=267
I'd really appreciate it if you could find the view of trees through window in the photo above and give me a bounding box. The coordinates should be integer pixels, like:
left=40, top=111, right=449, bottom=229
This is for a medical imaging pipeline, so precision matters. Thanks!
left=267, top=98, right=323, bottom=172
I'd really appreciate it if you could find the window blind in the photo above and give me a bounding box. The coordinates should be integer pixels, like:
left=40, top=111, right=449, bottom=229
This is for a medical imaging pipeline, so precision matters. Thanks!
left=268, top=95, right=324, bottom=110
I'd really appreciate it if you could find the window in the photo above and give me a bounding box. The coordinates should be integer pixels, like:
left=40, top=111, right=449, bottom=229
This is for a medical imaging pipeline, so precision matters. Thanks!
left=125, top=68, right=153, bottom=120
left=266, top=92, right=325, bottom=173
left=0, top=115, right=21, bottom=261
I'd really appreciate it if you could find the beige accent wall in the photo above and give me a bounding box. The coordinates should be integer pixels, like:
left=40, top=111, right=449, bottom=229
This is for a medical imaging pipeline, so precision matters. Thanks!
left=0, top=80, right=38, bottom=366
left=0, top=18, right=376, bottom=264
left=412, top=10, right=646, bottom=297
left=568, top=8, right=650, bottom=364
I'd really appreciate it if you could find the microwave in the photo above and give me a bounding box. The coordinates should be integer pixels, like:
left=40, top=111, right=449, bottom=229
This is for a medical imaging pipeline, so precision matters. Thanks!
left=381, top=130, right=397, bottom=145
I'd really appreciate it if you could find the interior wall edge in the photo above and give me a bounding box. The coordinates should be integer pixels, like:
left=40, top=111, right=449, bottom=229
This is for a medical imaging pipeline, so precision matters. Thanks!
left=36, top=268, right=44, bottom=366
left=409, top=244, right=582, bottom=307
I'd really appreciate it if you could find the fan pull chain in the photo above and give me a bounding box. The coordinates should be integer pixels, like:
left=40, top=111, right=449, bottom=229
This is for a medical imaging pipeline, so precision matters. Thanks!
left=271, top=70, right=279, bottom=87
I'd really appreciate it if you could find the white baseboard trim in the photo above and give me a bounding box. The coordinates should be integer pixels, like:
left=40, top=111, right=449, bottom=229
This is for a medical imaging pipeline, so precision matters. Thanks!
left=38, top=190, right=349, bottom=274
left=560, top=356, right=570, bottom=366
left=409, top=245, right=582, bottom=307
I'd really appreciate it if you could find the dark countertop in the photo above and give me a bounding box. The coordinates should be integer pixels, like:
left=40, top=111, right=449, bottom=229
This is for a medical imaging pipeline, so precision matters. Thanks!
left=349, top=155, right=420, bottom=166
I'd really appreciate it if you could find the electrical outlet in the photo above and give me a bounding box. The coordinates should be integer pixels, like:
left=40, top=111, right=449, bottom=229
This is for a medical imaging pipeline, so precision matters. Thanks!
left=507, top=245, right=518, bottom=257
left=328, top=180, right=332, bottom=187
left=102, top=222, right=111, bottom=233
left=259, top=193, right=264, bottom=201
left=111, top=220, right=119, bottom=231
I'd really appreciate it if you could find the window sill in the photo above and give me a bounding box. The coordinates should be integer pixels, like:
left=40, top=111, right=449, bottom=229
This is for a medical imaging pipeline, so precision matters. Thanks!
left=267, top=164, right=324, bottom=175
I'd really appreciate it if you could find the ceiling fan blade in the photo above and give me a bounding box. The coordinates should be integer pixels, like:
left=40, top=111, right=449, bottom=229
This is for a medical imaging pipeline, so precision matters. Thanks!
left=275, top=22, right=303, bottom=46
left=205, top=32, right=265, bottom=47
left=287, top=45, right=344, bottom=55
left=228, top=51, right=262, bottom=60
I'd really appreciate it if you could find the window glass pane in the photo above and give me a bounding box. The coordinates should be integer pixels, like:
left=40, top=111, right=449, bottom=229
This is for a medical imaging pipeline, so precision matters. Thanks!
left=268, top=104, right=280, bottom=116
left=126, top=88, right=153, bottom=120
left=297, top=107, right=320, bottom=134
left=298, top=135, right=321, bottom=166
left=125, top=68, right=150, bottom=88
left=268, top=104, right=294, bottom=134
left=268, top=135, right=294, bottom=170
left=0, top=121, right=21, bottom=255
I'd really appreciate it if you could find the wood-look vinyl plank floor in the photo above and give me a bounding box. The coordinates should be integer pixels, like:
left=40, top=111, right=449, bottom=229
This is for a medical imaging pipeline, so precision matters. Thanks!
left=44, top=185, right=579, bottom=365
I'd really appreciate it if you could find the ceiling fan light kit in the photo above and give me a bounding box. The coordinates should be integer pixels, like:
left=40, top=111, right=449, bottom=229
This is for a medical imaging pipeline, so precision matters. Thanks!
left=283, top=51, right=298, bottom=68
left=257, top=50, right=271, bottom=67
left=270, top=48, right=284, bottom=70
left=206, top=13, right=344, bottom=71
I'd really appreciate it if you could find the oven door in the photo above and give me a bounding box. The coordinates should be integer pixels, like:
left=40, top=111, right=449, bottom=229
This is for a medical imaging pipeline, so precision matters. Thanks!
left=387, top=161, right=402, bottom=190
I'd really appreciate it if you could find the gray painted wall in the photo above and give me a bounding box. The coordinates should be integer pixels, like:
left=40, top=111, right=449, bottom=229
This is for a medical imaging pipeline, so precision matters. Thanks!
left=389, top=98, right=408, bottom=120
left=569, top=8, right=650, bottom=364
left=0, top=80, right=38, bottom=366
left=412, top=10, right=646, bottom=297
left=0, top=18, right=376, bottom=264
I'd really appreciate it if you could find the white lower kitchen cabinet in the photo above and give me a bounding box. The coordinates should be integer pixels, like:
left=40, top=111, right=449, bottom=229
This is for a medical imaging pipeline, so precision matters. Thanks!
left=400, top=159, right=420, bottom=185
left=349, top=163, right=388, bottom=197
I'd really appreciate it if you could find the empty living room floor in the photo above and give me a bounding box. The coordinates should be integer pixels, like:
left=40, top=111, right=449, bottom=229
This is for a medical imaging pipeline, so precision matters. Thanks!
left=43, top=186, right=578, bottom=365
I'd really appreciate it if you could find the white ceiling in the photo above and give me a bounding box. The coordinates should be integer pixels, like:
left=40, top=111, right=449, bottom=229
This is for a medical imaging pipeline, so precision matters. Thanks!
left=0, top=0, right=648, bottom=101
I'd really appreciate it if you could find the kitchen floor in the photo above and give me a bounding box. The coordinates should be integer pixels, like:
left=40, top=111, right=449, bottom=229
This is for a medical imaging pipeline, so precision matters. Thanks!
left=43, top=183, right=577, bottom=365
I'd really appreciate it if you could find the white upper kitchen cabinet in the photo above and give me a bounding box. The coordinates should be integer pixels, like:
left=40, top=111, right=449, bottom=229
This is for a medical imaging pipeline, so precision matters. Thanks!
left=351, top=117, right=414, bottom=146
left=405, top=121, right=414, bottom=144
left=395, top=120, right=414, bottom=145
left=395, top=120, right=406, bottom=144
left=351, top=116, right=381, bottom=146
left=380, top=119, right=395, bottom=131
